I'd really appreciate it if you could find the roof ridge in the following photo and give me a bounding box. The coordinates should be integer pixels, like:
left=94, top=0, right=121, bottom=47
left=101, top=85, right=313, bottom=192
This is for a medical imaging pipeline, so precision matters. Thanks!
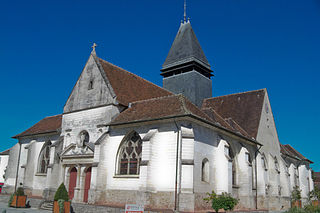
left=204, top=88, right=266, bottom=101
left=129, top=94, right=179, bottom=105
left=99, top=58, right=172, bottom=95
left=44, top=114, right=62, bottom=119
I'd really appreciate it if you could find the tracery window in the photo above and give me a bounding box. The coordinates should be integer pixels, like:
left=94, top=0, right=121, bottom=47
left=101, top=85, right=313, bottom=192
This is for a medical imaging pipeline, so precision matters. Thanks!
left=38, top=141, right=52, bottom=174
left=118, top=132, right=142, bottom=175
left=261, top=156, right=267, bottom=170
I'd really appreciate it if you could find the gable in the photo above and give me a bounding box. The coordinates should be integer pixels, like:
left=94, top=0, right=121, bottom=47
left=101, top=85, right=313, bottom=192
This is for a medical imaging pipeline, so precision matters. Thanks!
left=256, top=90, right=281, bottom=155
left=202, top=89, right=265, bottom=139
left=64, top=54, right=116, bottom=113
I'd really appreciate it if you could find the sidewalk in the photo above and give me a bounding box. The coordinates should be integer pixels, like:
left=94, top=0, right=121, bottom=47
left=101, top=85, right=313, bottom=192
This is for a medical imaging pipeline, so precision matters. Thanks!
left=0, top=202, right=50, bottom=212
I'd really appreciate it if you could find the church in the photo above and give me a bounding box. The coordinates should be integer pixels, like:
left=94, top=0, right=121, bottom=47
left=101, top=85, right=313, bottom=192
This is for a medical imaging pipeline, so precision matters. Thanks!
left=2, top=14, right=314, bottom=212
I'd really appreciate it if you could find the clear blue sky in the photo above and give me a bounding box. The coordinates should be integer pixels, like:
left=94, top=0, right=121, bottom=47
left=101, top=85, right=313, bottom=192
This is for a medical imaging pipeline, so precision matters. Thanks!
left=1, top=0, right=319, bottom=170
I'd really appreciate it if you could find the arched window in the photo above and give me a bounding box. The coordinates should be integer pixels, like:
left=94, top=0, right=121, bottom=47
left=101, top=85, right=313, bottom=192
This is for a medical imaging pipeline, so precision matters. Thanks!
left=225, top=144, right=236, bottom=186
left=38, top=141, right=52, bottom=173
left=201, top=158, right=209, bottom=182
left=117, top=131, right=142, bottom=175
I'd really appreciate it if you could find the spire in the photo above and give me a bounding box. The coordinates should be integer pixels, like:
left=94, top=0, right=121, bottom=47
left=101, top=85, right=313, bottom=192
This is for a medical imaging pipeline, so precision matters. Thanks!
left=184, top=0, right=187, bottom=23
left=161, top=22, right=212, bottom=78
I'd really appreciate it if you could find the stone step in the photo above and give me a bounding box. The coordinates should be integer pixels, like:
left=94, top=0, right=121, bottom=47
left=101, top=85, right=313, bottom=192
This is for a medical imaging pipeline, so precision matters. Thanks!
left=40, top=201, right=53, bottom=211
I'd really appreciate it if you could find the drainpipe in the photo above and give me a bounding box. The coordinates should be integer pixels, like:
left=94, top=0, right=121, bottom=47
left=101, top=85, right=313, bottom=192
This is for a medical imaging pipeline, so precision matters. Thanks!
left=14, top=141, right=22, bottom=193
left=174, top=120, right=181, bottom=212
left=255, top=145, right=262, bottom=209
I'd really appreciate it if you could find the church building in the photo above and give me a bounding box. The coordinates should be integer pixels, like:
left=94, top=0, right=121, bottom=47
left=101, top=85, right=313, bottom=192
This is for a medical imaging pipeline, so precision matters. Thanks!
left=3, top=14, right=314, bottom=212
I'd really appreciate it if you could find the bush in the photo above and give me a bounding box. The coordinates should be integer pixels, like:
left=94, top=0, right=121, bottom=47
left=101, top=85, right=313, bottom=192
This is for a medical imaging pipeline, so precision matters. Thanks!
left=15, top=187, right=25, bottom=196
left=204, top=190, right=238, bottom=213
left=54, top=183, right=69, bottom=201
left=291, top=186, right=302, bottom=202
left=304, top=205, right=320, bottom=213
left=8, top=194, right=14, bottom=207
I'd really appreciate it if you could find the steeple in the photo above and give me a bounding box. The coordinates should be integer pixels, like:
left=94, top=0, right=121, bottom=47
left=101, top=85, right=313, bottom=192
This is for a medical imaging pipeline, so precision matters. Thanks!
left=161, top=4, right=213, bottom=107
left=161, top=21, right=213, bottom=78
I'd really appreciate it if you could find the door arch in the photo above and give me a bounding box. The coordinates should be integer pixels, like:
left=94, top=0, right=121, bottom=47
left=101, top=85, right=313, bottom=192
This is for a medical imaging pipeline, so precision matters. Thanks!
left=83, top=167, right=92, bottom=203
left=69, top=167, right=77, bottom=200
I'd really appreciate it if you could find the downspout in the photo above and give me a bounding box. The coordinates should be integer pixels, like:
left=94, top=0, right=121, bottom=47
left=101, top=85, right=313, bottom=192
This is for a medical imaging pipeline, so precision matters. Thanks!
left=14, top=141, right=22, bottom=193
left=174, top=120, right=181, bottom=212
left=255, top=144, right=262, bottom=209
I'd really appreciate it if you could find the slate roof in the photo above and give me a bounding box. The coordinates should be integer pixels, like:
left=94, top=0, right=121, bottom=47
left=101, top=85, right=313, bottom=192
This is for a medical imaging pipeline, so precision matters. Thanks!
left=13, top=114, right=62, bottom=138
left=202, top=89, right=266, bottom=139
left=98, top=58, right=172, bottom=106
left=162, top=22, right=210, bottom=69
left=280, top=144, right=313, bottom=163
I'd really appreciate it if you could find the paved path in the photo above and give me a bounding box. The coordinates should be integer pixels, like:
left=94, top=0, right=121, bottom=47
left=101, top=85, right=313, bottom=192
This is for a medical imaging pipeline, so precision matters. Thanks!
left=0, top=202, right=50, bottom=213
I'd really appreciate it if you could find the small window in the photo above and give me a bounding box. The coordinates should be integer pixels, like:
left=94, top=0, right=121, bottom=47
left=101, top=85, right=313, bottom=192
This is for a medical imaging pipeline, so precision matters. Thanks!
left=201, top=158, right=209, bottom=183
left=261, top=156, right=267, bottom=170
left=245, top=152, right=252, bottom=165
left=274, top=157, right=280, bottom=173
left=88, top=80, right=94, bottom=90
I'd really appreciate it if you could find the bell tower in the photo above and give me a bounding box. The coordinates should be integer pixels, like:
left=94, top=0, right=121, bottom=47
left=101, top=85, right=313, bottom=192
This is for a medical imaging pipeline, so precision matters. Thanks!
left=161, top=12, right=213, bottom=107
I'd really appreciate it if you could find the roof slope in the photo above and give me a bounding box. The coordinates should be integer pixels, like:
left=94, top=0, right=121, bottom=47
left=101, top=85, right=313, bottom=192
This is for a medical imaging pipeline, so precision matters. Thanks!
left=202, top=89, right=265, bottom=139
left=110, top=94, right=213, bottom=125
left=280, top=144, right=313, bottom=163
left=13, top=115, right=62, bottom=138
left=99, top=58, right=172, bottom=106
left=162, top=22, right=210, bottom=69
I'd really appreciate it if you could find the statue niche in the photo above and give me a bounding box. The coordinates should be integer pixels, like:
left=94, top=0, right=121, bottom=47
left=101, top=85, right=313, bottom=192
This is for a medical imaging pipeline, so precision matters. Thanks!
left=78, top=131, right=89, bottom=148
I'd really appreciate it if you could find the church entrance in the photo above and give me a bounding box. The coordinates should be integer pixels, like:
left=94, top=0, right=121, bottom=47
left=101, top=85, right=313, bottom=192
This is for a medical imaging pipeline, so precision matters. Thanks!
left=83, top=167, right=92, bottom=203
left=69, top=167, right=77, bottom=200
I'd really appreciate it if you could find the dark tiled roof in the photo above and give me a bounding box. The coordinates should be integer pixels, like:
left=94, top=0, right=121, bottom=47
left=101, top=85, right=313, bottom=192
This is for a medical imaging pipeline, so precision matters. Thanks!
left=99, top=58, right=172, bottom=106
left=314, top=172, right=320, bottom=183
left=202, top=89, right=266, bottom=139
left=110, top=94, right=213, bottom=125
left=280, top=144, right=313, bottom=163
left=162, top=22, right=210, bottom=69
left=13, top=115, right=62, bottom=138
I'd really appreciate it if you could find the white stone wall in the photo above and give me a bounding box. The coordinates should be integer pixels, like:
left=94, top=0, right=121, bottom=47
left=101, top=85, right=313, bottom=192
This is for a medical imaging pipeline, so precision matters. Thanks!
left=0, top=155, right=9, bottom=183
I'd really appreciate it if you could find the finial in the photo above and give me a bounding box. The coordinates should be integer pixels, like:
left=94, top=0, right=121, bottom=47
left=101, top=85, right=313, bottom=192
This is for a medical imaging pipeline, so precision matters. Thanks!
left=91, top=42, right=97, bottom=54
left=184, top=0, right=187, bottom=23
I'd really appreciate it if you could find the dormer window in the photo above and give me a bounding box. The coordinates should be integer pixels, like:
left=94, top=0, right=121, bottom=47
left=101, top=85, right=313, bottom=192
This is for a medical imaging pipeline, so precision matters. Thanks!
left=88, top=80, right=94, bottom=90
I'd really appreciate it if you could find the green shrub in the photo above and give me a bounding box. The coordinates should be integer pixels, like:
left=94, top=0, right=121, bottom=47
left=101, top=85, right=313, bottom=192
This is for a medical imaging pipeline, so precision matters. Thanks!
left=15, top=187, right=25, bottom=196
left=8, top=194, right=14, bottom=207
left=54, top=183, right=69, bottom=201
left=285, top=207, right=305, bottom=213
left=204, top=190, right=238, bottom=213
left=304, top=204, right=320, bottom=213
left=291, top=186, right=302, bottom=202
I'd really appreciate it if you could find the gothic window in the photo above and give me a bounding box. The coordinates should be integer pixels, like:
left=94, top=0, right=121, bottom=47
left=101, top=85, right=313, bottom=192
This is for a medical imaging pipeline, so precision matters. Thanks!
left=38, top=141, right=52, bottom=174
left=117, top=132, right=142, bottom=175
left=201, top=158, right=209, bottom=182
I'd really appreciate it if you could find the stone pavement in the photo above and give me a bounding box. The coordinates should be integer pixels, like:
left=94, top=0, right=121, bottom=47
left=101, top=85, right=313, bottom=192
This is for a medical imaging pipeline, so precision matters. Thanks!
left=0, top=202, right=50, bottom=213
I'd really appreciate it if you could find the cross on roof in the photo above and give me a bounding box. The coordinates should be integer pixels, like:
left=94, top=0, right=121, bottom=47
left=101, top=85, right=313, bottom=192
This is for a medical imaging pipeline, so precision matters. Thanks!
left=92, top=43, right=97, bottom=51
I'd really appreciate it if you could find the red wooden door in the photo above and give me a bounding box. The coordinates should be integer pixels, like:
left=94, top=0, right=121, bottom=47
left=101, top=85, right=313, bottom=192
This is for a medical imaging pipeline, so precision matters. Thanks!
left=69, top=167, right=77, bottom=200
left=83, top=167, right=92, bottom=203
